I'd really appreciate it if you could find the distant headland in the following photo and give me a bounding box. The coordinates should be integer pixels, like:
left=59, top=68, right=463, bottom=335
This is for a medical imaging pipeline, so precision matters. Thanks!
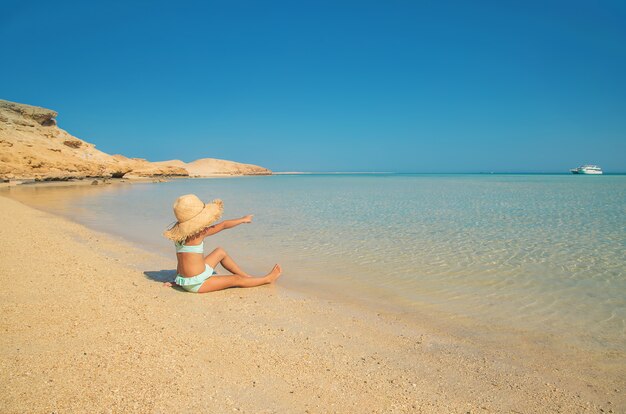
left=0, top=99, right=271, bottom=182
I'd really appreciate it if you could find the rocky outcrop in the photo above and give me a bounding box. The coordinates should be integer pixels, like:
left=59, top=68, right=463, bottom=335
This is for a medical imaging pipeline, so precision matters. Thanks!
left=0, top=99, right=188, bottom=181
left=153, top=158, right=272, bottom=177
left=186, top=158, right=272, bottom=176
left=0, top=99, right=271, bottom=181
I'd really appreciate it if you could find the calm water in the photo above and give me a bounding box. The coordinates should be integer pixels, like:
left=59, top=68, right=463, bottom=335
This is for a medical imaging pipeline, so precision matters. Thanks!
left=5, top=174, right=626, bottom=353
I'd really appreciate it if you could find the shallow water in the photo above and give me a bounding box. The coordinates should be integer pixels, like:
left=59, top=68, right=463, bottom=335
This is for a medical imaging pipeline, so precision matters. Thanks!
left=5, top=174, right=626, bottom=354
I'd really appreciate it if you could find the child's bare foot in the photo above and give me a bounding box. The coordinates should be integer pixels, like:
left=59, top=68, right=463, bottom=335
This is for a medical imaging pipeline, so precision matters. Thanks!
left=163, top=281, right=174, bottom=287
left=266, top=264, right=282, bottom=282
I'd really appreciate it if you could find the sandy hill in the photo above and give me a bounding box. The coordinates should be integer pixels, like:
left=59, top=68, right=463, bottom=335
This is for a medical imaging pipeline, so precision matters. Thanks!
left=187, top=158, right=271, bottom=176
left=0, top=99, right=271, bottom=181
left=154, top=158, right=272, bottom=177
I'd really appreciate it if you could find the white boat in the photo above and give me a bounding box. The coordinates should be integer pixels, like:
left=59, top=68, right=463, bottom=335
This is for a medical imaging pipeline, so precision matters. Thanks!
left=570, top=165, right=603, bottom=175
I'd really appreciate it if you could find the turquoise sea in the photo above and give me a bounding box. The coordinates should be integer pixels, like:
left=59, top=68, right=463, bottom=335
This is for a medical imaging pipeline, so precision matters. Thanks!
left=5, top=174, right=626, bottom=355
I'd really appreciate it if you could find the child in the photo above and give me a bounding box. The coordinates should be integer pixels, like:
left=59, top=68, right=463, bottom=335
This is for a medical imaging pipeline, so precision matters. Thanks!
left=163, top=194, right=281, bottom=293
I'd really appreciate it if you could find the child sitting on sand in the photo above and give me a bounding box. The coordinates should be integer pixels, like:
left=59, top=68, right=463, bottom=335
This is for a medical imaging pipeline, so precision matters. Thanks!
left=163, top=194, right=281, bottom=293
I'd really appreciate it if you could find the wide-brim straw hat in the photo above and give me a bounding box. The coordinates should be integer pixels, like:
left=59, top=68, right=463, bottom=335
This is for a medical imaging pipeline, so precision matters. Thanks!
left=163, top=194, right=223, bottom=242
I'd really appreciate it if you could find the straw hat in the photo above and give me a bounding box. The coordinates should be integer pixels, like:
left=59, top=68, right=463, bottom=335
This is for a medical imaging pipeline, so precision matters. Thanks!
left=163, top=194, right=223, bottom=241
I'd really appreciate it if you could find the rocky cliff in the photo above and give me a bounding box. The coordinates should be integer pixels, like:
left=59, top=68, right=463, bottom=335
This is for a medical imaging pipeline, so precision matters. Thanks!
left=0, top=99, right=271, bottom=181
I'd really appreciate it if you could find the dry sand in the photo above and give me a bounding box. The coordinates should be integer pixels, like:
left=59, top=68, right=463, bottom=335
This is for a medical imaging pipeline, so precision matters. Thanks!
left=0, top=195, right=623, bottom=413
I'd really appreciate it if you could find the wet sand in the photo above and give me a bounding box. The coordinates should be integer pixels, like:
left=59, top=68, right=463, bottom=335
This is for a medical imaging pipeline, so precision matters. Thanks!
left=0, top=195, right=623, bottom=413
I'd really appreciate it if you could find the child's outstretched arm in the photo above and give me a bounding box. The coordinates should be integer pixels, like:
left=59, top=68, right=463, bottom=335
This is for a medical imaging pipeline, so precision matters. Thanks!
left=201, top=215, right=253, bottom=237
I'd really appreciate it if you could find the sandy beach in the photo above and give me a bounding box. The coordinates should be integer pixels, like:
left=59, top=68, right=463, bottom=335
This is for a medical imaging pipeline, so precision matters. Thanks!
left=0, top=194, right=623, bottom=413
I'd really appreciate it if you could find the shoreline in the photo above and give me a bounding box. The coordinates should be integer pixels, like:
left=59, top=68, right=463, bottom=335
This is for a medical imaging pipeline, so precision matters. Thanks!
left=4, top=177, right=624, bottom=357
left=0, top=174, right=268, bottom=189
left=3, top=170, right=624, bottom=190
left=1, top=194, right=624, bottom=412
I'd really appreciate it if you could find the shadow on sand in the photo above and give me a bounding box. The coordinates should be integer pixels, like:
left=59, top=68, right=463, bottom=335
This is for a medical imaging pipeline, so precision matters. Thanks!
left=143, top=269, right=186, bottom=292
left=144, top=269, right=177, bottom=283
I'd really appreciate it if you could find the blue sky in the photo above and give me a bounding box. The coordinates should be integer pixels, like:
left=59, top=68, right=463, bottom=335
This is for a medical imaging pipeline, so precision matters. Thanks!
left=1, top=0, right=625, bottom=172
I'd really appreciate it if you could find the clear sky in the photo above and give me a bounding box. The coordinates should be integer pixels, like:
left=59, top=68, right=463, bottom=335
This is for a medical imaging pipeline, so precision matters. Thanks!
left=1, top=0, right=625, bottom=173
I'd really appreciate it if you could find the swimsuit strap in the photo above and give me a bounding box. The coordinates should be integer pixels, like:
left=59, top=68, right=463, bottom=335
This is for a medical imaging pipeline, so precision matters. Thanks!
left=175, top=241, right=204, bottom=254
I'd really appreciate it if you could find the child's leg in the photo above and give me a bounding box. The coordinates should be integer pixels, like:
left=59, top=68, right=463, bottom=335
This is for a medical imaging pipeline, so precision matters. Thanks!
left=204, top=247, right=251, bottom=277
left=197, top=264, right=282, bottom=293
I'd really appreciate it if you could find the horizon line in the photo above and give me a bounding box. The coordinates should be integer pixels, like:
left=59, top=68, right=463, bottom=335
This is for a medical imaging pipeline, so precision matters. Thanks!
left=272, top=171, right=626, bottom=175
